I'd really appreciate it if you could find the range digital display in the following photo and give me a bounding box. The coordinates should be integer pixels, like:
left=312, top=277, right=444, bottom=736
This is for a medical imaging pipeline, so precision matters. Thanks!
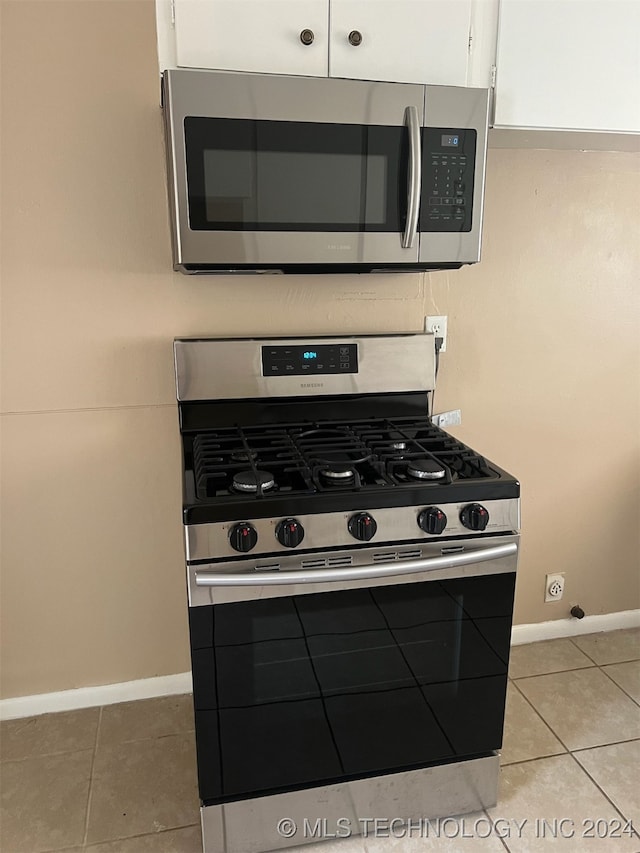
left=441, top=134, right=460, bottom=147
left=262, top=344, right=358, bottom=376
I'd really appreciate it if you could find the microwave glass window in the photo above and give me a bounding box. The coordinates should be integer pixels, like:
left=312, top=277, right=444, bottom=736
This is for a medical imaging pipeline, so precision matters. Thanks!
left=202, top=150, right=254, bottom=199
left=185, top=118, right=406, bottom=232
left=203, top=150, right=387, bottom=226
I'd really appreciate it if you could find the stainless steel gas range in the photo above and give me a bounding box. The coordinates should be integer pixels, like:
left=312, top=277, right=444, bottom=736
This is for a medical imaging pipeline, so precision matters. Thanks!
left=173, top=333, right=520, bottom=853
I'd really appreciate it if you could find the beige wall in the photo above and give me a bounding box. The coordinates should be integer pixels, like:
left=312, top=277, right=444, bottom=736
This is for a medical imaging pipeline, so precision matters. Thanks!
left=1, top=1, right=638, bottom=700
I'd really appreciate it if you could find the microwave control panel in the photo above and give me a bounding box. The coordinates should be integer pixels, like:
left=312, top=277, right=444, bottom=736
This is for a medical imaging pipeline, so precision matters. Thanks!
left=421, top=128, right=477, bottom=233
left=262, top=344, right=358, bottom=376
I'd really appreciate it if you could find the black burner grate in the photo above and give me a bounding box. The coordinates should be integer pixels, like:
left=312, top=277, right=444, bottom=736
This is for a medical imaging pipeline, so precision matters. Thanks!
left=191, top=417, right=497, bottom=502
left=192, top=428, right=311, bottom=499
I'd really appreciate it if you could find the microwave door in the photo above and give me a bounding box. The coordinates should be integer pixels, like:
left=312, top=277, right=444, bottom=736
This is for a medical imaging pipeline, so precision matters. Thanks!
left=164, top=71, right=424, bottom=271
left=181, top=116, right=421, bottom=270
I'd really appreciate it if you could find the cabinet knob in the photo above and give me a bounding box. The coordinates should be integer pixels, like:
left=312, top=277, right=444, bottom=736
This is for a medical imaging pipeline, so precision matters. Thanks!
left=300, top=29, right=315, bottom=46
left=348, top=30, right=363, bottom=46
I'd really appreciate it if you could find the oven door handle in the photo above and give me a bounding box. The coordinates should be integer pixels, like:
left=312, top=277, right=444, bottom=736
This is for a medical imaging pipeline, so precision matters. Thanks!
left=194, top=542, right=517, bottom=587
left=402, top=105, right=421, bottom=249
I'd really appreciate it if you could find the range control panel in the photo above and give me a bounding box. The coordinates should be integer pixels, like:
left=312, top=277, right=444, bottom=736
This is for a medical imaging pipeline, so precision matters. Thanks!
left=421, top=128, right=476, bottom=233
left=262, top=343, right=358, bottom=376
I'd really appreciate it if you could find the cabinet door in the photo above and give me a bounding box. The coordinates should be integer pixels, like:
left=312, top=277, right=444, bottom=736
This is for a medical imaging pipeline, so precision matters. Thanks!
left=495, top=0, right=640, bottom=132
left=329, top=0, right=472, bottom=85
left=174, top=0, right=329, bottom=77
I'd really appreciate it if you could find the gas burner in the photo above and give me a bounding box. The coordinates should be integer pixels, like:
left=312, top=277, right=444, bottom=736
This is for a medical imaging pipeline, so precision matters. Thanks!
left=319, top=466, right=356, bottom=484
left=231, top=449, right=258, bottom=463
left=232, top=470, right=275, bottom=493
left=406, top=459, right=447, bottom=480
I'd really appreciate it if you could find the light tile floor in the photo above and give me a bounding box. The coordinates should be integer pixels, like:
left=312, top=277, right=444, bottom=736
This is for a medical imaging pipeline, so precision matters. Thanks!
left=1, top=628, right=638, bottom=853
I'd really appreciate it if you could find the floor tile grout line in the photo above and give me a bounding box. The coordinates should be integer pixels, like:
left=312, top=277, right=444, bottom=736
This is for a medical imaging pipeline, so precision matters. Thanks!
left=567, top=635, right=602, bottom=665
left=0, top=826, right=203, bottom=853
left=82, top=823, right=201, bottom=850
left=0, top=731, right=196, bottom=766
left=598, top=664, right=640, bottom=708
left=509, top=662, right=640, bottom=841
left=567, top=634, right=640, bottom=668
left=571, top=736, right=640, bottom=755
left=587, top=655, right=640, bottom=667
left=481, top=807, right=512, bottom=852
left=510, top=679, right=572, bottom=753
left=82, top=705, right=103, bottom=848
left=514, top=663, right=640, bottom=755
left=501, top=736, right=640, bottom=768
left=512, top=660, right=640, bottom=751
left=85, top=729, right=196, bottom=753
left=511, top=662, right=597, bottom=681
left=567, top=749, right=640, bottom=836
left=500, top=748, right=567, bottom=768
left=0, top=748, right=96, bottom=766
left=497, top=751, right=640, bottom=848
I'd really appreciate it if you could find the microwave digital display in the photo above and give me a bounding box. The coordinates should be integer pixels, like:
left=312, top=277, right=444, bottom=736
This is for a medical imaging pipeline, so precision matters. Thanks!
left=422, top=127, right=477, bottom=234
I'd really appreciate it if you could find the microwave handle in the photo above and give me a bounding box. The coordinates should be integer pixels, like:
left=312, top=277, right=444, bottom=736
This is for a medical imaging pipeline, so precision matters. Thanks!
left=402, top=105, right=421, bottom=249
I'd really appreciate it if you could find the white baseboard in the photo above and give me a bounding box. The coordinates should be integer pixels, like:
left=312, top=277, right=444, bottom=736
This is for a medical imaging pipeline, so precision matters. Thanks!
left=2, top=610, right=638, bottom=720
left=0, top=671, right=192, bottom=721
left=511, top=608, right=640, bottom=645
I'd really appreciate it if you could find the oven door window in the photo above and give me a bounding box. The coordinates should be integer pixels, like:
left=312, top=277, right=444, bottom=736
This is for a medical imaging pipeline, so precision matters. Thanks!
left=184, top=117, right=407, bottom=232
left=189, top=572, right=515, bottom=805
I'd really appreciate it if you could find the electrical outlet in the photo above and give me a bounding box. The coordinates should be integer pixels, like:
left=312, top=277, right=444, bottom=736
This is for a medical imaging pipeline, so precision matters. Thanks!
left=545, top=573, right=565, bottom=602
left=432, top=409, right=462, bottom=428
left=425, top=315, right=448, bottom=352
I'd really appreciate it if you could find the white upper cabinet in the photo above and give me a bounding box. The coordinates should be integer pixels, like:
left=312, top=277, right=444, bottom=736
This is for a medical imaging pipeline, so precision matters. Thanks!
left=329, top=0, right=473, bottom=86
left=173, top=0, right=329, bottom=77
left=494, top=0, right=640, bottom=133
left=167, top=0, right=482, bottom=86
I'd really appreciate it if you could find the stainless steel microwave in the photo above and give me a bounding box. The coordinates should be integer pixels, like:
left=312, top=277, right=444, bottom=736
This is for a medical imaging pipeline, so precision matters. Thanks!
left=161, top=69, right=490, bottom=274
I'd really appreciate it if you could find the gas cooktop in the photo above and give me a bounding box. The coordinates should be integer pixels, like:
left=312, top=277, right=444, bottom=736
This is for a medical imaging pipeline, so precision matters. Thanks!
left=181, top=416, right=518, bottom=524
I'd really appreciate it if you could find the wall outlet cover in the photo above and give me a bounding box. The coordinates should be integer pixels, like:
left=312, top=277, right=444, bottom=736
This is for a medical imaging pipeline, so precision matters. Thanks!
left=545, top=573, right=565, bottom=602
left=425, top=315, right=448, bottom=352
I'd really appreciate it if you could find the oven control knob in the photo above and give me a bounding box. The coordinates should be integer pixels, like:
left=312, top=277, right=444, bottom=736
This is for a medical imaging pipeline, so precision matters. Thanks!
left=229, top=522, right=258, bottom=553
left=348, top=512, right=377, bottom=541
left=460, top=503, right=490, bottom=531
left=418, top=507, right=447, bottom=535
left=275, top=518, right=305, bottom=548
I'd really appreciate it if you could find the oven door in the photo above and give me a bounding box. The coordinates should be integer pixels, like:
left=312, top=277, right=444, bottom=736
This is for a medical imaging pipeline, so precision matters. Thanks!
left=187, top=535, right=518, bottom=806
left=163, top=70, right=424, bottom=271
